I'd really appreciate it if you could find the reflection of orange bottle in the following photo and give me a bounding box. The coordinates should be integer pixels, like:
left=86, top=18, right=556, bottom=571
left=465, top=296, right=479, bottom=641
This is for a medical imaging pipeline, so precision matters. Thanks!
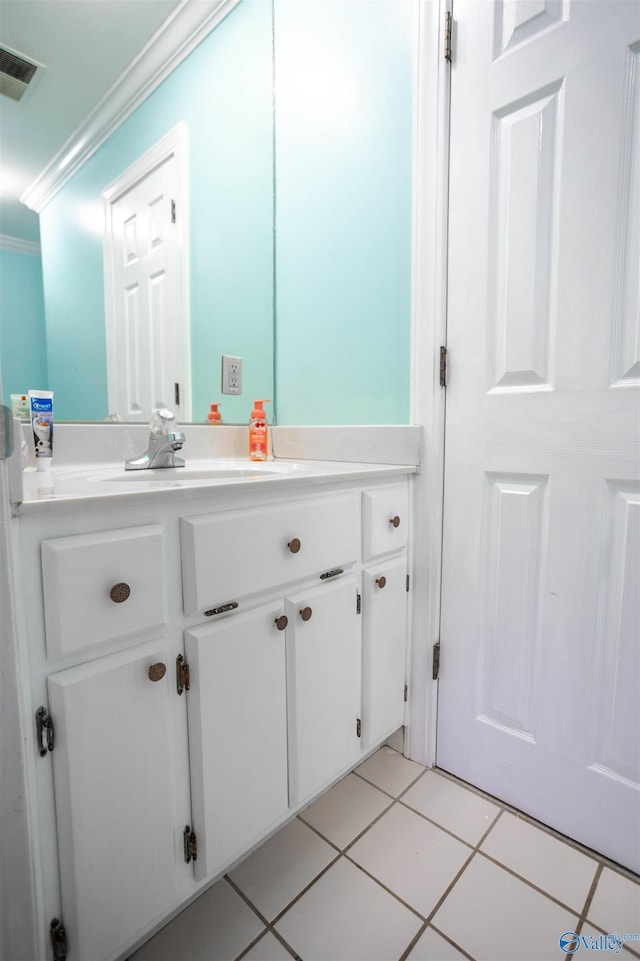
left=249, top=399, right=271, bottom=461
left=207, top=403, right=222, bottom=425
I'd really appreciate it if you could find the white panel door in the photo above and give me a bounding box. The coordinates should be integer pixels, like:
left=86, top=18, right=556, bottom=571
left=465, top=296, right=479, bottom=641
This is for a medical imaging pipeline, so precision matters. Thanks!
left=108, top=154, right=184, bottom=422
left=438, top=0, right=640, bottom=872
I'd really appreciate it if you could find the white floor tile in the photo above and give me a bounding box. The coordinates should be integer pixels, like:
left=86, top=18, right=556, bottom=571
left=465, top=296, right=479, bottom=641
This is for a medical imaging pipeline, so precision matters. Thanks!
left=407, top=926, right=468, bottom=960
left=432, top=853, right=578, bottom=961
left=274, top=856, right=422, bottom=961
left=588, top=868, right=640, bottom=941
left=241, top=930, right=296, bottom=961
left=403, top=770, right=499, bottom=845
left=129, top=878, right=264, bottom=961
left=228, top=817, right=337, bottom=921
left=355, top=746, right=424, bottom=797
left=480, top=811, right=598, bottom=911
left=299, top=772, right=392, bottom=849
left=348, top=803, right=472, bottom=917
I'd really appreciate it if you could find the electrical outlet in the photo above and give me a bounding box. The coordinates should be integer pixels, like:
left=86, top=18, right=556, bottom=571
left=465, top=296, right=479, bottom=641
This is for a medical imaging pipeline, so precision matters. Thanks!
left=221, top=354, right=243, bottom=395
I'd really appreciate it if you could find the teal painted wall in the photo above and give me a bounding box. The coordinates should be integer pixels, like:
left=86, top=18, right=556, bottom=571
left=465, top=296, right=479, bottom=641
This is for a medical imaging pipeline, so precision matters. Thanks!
left=274, top=0, right=415, bottom=425
left=0, top=248, right=47, bottom=404
left=39, top=0, right=274, bottom=422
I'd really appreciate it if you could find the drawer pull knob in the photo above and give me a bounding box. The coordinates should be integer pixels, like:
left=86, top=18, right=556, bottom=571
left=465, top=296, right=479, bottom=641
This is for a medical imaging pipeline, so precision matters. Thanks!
left=288, top=538, right=301, bottom=554
left=109, top=582, right=131, bottom=603
left=389, top=516, right=401, bottom=528
left=148, top=662, right=167, bottom=682
left=299, top=606, right=313, bottom=622
left=375, top=576, right=387, bottom=589
left=274, top=615, right=288, bottom=631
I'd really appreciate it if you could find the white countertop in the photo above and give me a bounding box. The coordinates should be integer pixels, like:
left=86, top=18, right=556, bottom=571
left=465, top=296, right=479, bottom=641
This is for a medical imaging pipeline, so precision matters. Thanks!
left=16, top=457, right=418, bottom=515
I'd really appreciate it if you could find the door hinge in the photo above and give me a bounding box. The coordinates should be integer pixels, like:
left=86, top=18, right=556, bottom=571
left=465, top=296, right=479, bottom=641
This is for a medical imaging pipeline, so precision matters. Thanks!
left=356, top=718, right=362, bottom=738
left=176, top=654, right=190, bottom=695
left=440, top=346, right=448, bottom=388
left=174, top=382, right=180, bottom=406
left=406, top=573, right=410, bottom=592
left=36, top=706, right=54, bottom=756
left=444, top=11, right=453, bottom=62
left=404, top=683, right=408, bottom=703
left=356, top=592, right=361, bottom=614
left=171, top=199, right=176, bottom=223
left=50, top=918, right=67, bottom=961
left=183, top=825, right=198, bottom=864
left=432, top=641, right=441, bottom=681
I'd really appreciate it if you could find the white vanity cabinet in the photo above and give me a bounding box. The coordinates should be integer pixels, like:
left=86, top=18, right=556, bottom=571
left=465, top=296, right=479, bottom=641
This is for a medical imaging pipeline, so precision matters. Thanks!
left=16, top=467, right=413, bottom=961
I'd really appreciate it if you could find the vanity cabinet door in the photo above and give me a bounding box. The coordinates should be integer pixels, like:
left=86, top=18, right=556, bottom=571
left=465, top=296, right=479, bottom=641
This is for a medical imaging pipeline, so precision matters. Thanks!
left=362, top=483, right=409, bottom=561
left=286, top=576, right=361, bottom=807
left=184, top=602, right=289, bottom=882
left=47, top=639, right=184, bottom=961
left=361, top=556, right=408, bottom=749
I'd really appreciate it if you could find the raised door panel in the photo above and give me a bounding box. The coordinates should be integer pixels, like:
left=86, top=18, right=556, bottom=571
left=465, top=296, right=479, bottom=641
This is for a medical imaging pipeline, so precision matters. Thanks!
left=180, top=494, right=359, bottom=615
left=185, top=602, right=289, bottom=881
left=47, top=640, right=182, bottom=961
left=286, top=576, right=360, bottom=807
left=362, top=484, right=409, bottom=561
left=361, top=556, right=408, bottom=748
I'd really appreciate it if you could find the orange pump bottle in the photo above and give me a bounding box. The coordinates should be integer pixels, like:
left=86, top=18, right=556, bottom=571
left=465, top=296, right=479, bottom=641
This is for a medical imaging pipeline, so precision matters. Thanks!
left=207, top=403, right=222, bottom=425
left=249, top=399, right=271, bottom=461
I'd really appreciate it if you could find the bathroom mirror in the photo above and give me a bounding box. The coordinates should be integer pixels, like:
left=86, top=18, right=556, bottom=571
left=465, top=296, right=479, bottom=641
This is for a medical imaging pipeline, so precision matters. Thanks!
left=3, top=0, right=416, bottom=426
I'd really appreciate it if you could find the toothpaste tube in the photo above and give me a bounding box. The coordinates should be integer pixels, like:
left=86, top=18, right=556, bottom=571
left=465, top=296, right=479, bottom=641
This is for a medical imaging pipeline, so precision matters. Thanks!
left=29, top=390, right=54, bottom=471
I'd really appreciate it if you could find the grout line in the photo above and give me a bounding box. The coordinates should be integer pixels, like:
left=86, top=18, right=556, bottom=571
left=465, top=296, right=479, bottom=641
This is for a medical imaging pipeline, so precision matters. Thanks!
left=430, top=923, right=478, bottom=961
left=434, top=767, right=640, bottom=884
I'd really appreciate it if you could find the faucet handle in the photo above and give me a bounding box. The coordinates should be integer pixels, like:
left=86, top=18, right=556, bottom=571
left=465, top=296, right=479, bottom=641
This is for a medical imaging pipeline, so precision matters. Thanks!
left=150, top=408, right=177, bottom=436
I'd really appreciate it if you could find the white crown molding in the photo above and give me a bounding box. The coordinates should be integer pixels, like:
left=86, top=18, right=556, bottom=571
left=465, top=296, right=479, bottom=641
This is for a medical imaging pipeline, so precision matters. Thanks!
left=20, top=0, right=242, bottom=214
left=0, top=234, right=41, bottom=256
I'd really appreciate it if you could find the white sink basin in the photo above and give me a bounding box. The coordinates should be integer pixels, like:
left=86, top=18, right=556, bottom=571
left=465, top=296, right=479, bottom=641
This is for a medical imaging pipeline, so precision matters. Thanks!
left=85, top=460, right=309, bottom=484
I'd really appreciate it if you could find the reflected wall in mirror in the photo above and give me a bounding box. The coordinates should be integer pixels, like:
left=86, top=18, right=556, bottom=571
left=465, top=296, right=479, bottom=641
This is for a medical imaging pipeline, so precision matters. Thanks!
left=1, top=0, right=416, bottom=425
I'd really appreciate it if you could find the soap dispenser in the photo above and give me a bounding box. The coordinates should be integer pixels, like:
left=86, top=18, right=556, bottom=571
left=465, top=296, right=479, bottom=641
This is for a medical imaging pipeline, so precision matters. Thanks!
left=207, top=403, right=222, bottom=425
left=249, top=399, right=271, bottom=462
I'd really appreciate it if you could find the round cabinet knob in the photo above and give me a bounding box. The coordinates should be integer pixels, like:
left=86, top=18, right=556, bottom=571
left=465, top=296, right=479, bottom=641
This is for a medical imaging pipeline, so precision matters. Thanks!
left=375, top=576, right=387, bottom=589
left=147, top=662, right=167, bottom=682
left=274, top=615, right=289, bottom=631
left=389, top=516, right=401, bottom=528
left=109, top=582, right=131, bottom=603
left=299, top=606, right=313, bottom=622
left=288, top=538, right=301, bottom=554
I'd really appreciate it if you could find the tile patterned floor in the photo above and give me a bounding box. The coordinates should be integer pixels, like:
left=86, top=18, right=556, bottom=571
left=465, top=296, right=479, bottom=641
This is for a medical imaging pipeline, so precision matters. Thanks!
left=130, top=746, right=640, bottom=961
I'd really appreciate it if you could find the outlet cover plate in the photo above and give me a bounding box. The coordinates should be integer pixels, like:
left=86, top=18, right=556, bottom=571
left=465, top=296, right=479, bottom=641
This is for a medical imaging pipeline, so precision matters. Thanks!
left=221, top=355, right=242, bottom=395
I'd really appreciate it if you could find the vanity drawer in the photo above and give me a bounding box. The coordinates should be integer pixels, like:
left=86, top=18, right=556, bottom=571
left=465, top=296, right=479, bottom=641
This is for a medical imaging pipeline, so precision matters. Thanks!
left=41, top=525, right=166, bottom=658
left=180, top=493, right=359, bottom=615
left=362, top=483, right=409, bottom=560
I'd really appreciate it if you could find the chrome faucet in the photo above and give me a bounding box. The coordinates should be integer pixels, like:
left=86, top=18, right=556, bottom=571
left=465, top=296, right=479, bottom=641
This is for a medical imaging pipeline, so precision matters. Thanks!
left=125, top=408, right=185, bottom=470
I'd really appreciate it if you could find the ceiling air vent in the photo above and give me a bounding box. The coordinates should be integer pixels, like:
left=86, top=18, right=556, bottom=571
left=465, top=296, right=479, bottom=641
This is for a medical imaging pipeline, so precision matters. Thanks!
left=0, top=46, right=39, bottom=102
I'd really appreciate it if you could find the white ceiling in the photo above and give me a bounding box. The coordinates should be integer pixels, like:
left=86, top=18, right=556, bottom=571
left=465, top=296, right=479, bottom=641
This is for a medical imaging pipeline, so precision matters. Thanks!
left=0, top=0, right=183, bottom=243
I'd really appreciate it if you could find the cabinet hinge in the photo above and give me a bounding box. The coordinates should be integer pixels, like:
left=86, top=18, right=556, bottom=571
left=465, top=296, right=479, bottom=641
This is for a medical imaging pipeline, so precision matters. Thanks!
left=50, top=918, right=67, bottom=961
left=356, top=718, right=362, bottom=738
left=440, top=346, right=448, bottom=388
left=432, top=641, right=441, bottom=681
left=176, top=654, right=190, bottom=695
left=171, top=199, right=176, bottom=223
left=183, top=825, right=198, bottom=864
left=404, top=683, right=408, bottom=703
left=356, top=592, right=361, bottom=614
left=444, top=11, right=453, bottom=62
left=36, top=706, right=54, bottom=756
left=406, top=573, right=410, bottom=592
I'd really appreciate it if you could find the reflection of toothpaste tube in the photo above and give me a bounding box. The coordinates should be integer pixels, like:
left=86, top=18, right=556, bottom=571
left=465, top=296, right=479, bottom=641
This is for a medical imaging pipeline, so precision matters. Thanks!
left=28, top=390, right=54, bottom=471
